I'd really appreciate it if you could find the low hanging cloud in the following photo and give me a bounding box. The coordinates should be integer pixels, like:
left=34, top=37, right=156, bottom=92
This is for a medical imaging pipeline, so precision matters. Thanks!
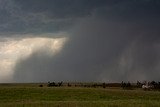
left=0, top=0, right=160, bottom=82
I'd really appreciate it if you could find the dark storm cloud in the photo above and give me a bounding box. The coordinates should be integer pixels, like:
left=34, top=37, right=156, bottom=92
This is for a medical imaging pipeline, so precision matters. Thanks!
left=4, top=0, right=160, bottom=82
left=0, top=0, right=121, bottom=35
left=1, top=0, right=160, bottom=35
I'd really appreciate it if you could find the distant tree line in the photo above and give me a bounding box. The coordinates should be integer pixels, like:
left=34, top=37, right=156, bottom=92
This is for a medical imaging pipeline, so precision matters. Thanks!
left=47, top=81, right=63, bottom=87
left=38, top=80, right=160, bottom=91
left=121, top=80, right=160, bottom=90
left=46, top=81, right=107, bottom=88
left=137, top=81, right=160, bottom=90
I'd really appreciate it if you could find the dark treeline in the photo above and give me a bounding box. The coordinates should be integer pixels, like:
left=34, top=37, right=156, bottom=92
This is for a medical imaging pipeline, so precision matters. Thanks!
left=121, top=81, right=160, bottom=90
left=46, top=81, right=122, bottom=89
left=137, top=81, right=160, bottom=90
left=46, top=81, right=107, bottom=88
left=47, top=81, right=63, bottom=87
left=40, top=81, right=160, bottom=91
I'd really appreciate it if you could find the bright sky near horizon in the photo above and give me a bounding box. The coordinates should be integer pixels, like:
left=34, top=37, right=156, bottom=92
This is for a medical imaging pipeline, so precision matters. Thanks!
left=0, top=37, right=66, bottom=82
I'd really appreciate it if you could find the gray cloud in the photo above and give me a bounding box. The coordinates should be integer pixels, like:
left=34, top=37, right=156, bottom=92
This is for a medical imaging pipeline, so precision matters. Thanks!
left=1, top=0, right=160, bottom=35
left=0, top=0, right=119, bottom=35
left=0, top=0, right=160, bottom=82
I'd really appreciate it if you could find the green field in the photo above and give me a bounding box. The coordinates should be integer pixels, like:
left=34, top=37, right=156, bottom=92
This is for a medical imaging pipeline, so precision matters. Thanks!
left=0, top=84, right=160, bottom=107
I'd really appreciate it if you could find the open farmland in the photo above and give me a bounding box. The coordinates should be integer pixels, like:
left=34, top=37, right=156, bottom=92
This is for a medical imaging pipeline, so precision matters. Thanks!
left=0, top=83, right=160, bottom=107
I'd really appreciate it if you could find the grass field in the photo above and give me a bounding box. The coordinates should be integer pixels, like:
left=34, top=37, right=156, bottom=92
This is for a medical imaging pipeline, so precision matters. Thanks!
left=0, top=83, right=160, bottom=107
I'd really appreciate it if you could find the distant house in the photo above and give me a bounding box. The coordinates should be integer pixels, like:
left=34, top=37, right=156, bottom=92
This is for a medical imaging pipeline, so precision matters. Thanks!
left=142, top=82, right=153, bottom=90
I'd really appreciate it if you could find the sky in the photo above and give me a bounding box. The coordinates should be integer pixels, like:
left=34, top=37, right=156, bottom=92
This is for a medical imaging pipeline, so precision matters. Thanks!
left=0, top=0, right=160, bottom=83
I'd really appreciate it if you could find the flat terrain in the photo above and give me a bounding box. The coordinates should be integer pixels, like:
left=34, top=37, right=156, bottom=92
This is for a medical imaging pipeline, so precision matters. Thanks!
left=0, top=83, right=160, bottom=107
